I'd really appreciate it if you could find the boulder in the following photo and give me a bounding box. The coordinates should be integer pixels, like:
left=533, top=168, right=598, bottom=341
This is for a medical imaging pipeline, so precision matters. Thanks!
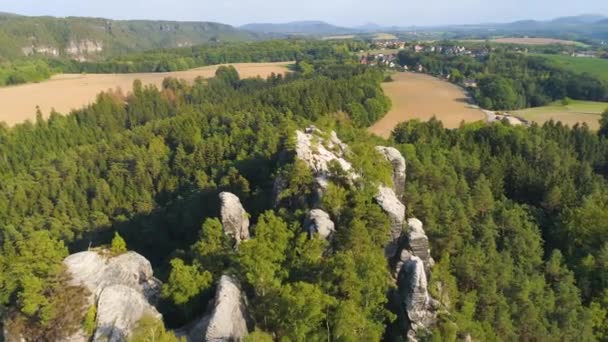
left=63, top=251, right=162, bottom=341
left=304, top=209, right=336, bottom=240
left=376, top=146, right=406, bottom=199
left=375, top=186, right=406, bottom=258
left=93, top=285, right=162, bottom=342
left=406, top=219, right=433, bottom=270
left=219, top=192, right=250, bottom=244
left=204, top=275, right=250, bottom=342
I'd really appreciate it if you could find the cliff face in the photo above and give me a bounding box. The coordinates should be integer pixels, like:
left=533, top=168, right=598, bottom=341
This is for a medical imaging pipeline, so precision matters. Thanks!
left=63, top=250, right=162, bottom=342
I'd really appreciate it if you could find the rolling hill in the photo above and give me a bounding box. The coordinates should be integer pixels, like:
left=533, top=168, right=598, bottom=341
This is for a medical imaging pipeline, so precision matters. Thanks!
left=241, top=21, right=355, bottom=36
left=0, top=12, right=261, bottom=59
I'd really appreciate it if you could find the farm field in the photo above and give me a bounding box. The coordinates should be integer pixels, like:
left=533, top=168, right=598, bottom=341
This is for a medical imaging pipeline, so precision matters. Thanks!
left=514, top=100, right=607, bottom=129
left=465, top=37, right=586, bottom=46
left=0, top=62, right=291, bottom=126
left=536, top=54, right=608, bottom=82
left=369, top=72, right=485, bottom=137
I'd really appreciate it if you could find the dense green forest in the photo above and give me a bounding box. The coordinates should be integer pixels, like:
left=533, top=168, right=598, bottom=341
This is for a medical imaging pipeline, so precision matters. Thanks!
left=0, top=46, right=608, bottom=341
left=0, top=12, right=258, bottom=59
left=396, top=48, right=608, bottom=110
left=0, top=39, right=365, bottom=86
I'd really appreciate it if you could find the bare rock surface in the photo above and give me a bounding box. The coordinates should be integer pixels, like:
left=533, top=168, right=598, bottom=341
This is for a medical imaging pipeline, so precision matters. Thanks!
left=406, top=219, right=433, bottom=269
left=375, top=186, right=406, bottom=258
left=376, top=146, right=407, bottom=199
left=219, top=192, right=250, bottom=244
left=304, top=209, right=336, bottom=239
left=295, top=126, right=357, bottom=193
left=204, top=275, right=250, bottom=342
left=64, top=251, right=161, bottom=300
left=93, top=285, right=161, bottom=342
left=397, top=254, right=439, bottom=341
left=63, top=250, right=162, bottom=341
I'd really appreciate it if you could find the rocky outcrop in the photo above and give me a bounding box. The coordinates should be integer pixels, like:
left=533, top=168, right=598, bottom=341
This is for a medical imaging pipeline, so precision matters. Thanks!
left=397, top=254, right=439, bottom=341
left=406, top=219, right=433, bottom=270
left=63, top=250, right=162, bottom=341
left=304, top=209, right=335, bottom=240
left=291, top=127, right=407, bottom=258
left=94, top=285, right=161, bottom=342
left=66, top=39, right=104, bottom=56
left=393, top=219, right=439, bottom=341
left=294, top=126, right=357, bottom=198
left=219, top=192, right=250, bottom=244
left=376, top=146, right=406, bottom=199
left=180, top=275, right=250, bottom=342
left=375, top=186, right=406, bottom=258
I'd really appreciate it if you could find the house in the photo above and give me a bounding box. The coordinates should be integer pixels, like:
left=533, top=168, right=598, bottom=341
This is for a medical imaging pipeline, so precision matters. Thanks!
left=463, top=79, right=478, bottom=88
left=414, top=45, right=424, bottom=53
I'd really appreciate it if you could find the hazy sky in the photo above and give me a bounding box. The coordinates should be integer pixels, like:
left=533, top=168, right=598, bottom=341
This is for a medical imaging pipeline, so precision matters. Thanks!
left=1, top=0, right=607, bottom=27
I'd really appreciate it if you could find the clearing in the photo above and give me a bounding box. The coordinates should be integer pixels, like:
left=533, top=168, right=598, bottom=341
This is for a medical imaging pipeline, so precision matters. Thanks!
left=514, top=100, right=607, bottom=130
left=535, top=54, right=608, bottom=82
left=0, top=62, right=291, bottom=126
left=369, top=72, right=485, bottom=137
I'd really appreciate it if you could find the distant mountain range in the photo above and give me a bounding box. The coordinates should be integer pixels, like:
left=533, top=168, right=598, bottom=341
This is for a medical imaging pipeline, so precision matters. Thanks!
left=240, top=21, right=354, bottom=36
left=241, top=14, right=608, bottom=41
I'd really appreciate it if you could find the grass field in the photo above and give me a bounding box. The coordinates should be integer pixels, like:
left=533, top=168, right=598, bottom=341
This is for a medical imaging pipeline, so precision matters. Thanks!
left=463, top=37, right=587, bottom=46
left=323, top=35, right=356, bottom=40
left=0, top=62, right=292, bottom=126
left=373, top=33, right=398, bottom=40
left=514, top=100, right=608, bottom=129
left=536, top=54, right=608, bottom=82
left=369, top=72, right=485, bottom=137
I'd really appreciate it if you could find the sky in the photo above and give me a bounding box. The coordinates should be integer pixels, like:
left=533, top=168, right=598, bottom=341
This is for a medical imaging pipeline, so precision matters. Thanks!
left=1, top=0, right=607, bottom=27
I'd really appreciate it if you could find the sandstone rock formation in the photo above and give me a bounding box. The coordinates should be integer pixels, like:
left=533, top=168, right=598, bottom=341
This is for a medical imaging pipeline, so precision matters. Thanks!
left=376, top=146, right=406, bottom=199
left=375, top=185, right=406, bottom=258
left=397, top=254, right=439, bottom=342
left=63, top=250, right=162, bottom=341
left=304, top=209, right=336, bottom=240
left=219, top=192, right=250, bottom=244
left=295, top=126, right=357, bottom=196
left=180, top=275, right=250, bottom=342
left=406, top=218, right=433, bottom=270
left=292, top=127, right=407, bottom=258
left=94, top=285, right=162, bottom=342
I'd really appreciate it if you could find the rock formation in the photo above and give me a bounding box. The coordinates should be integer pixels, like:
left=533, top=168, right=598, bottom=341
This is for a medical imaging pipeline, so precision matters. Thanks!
left=219, top=192, right=250, bottom=244
left=397, top=254, right=439, bottom=341
left=291, top=127, right=408, bottom=258
left=294, top=126, right=357, bottom=197
left=63, top=250, right=162, bottom=341
left=94, top=285, right=162, bottom=342
left=304, top=209, right=336, bottom=240
left=393, top=219, right=439, bottom=341
left=406, top=218, right=433, bottom=270
left=375, top=186, right=406, bottom=258
left=180, top=275, right=250, bottom=342
left=376, top=146, right=406, bottom=199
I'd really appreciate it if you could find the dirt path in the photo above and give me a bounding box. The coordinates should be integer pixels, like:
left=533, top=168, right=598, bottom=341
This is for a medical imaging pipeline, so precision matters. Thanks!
left=0, top=62, right=291, bottom=126
left=369, top=72, right=485, bottom=138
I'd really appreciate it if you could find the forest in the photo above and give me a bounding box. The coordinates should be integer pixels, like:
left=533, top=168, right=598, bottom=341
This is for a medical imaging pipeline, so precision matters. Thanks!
left=0, top=46, right=607, bottom=341
left=396, top=48, right=608, bottom=110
